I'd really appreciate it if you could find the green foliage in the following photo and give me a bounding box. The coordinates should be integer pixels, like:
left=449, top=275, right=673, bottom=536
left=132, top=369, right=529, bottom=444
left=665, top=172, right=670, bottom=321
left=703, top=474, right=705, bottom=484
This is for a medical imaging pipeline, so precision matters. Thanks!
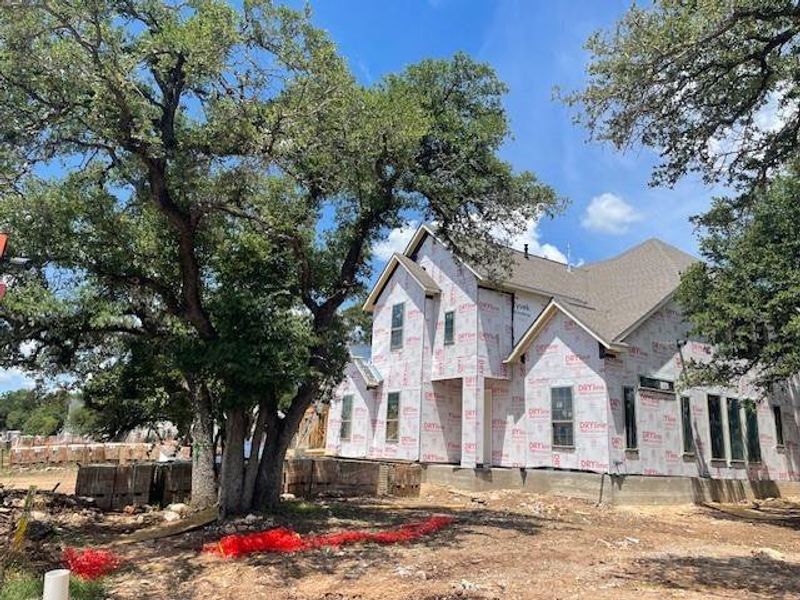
left=0, top=1, right=559, bottom=510
left=676, top=173, right=800, bottom=391
left=0, top=389, right=68, bottom=436
left=565, top=0, right=800, bottom=190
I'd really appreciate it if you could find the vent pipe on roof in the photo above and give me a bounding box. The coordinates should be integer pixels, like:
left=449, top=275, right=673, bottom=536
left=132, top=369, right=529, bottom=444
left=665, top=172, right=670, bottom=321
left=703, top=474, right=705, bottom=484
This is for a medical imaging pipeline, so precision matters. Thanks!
left=523, top=243, right=529, bottom=259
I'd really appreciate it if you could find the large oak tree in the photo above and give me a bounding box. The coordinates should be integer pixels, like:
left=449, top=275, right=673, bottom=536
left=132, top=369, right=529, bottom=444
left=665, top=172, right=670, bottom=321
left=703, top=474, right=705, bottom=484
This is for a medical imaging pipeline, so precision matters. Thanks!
left=0, top=1, right=558, bottom=514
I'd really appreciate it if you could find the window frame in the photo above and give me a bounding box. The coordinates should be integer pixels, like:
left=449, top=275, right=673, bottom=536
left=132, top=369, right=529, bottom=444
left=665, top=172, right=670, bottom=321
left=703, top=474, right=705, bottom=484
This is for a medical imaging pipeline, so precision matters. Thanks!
left=623, top=386, right=638, bottom=450
left=726, top=397, right=745, bottom=462
left=745, top=402, right=762, bottom=463
left=339, top=394, right=354, bottom=442
left=443, top=310, right=455, bottom=346
left=707, top=394, right=726, bottom=460
left=385, top=392, right=400, bottom=444
left=681, top=395, right=695, bottom=455
left=390, top=302, right=405, bottom=351
left=773, top=405, right=785, bottom=447
left=550, top=386, right=575, bottom=449
left=638, top=375, right=675, bottom=393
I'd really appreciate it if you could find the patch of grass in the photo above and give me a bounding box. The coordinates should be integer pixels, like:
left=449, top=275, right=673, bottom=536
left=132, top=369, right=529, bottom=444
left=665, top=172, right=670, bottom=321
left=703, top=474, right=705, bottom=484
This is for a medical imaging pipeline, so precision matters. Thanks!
left=277, top=500, right=328, bottom=517
left=0, top=572, right=105, bottom=600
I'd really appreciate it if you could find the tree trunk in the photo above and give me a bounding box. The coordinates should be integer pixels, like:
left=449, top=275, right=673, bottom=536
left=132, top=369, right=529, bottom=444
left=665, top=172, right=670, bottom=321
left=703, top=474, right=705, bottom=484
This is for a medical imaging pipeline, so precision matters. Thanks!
left=190, top=383, right=217, bottom=509
left=252, top=384, right=317, bottom=510
left=219, top=407, right=247, bottom=516
left=241, top=402, right=268, bottom=512
left=254, top=434, right=287, bottom=509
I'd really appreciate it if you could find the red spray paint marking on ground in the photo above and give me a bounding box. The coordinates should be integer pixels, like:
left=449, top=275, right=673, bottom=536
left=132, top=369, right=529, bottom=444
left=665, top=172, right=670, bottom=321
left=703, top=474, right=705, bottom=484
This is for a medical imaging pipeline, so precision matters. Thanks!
left=62, top=547, right=122, bottom=580
left=203, top=515, right=455, bottom=558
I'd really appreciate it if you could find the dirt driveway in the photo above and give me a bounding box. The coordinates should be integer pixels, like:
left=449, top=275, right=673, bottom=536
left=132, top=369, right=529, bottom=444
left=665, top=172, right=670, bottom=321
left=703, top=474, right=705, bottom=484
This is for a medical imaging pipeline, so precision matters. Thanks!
left=3, top=469, right=799, bottom=599
left=111, top=487, right=799, bottom=600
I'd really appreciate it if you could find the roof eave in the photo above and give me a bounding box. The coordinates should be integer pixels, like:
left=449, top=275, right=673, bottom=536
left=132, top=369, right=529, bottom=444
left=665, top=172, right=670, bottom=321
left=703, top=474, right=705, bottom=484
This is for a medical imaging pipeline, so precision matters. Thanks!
left=362, top=253, right=440, bottom=313
left=504, top=298, right=618, bottom=364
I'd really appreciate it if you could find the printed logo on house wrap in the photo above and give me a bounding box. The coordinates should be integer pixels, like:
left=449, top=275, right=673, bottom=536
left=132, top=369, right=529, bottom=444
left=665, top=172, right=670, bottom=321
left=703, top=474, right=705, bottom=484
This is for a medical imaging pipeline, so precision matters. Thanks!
left=535, top=342, right=560, bottom=355
left=642, top=431, right=663, bottom=446
left=479, top=300, right=501, bottom=314
left=580, top=459, right=608, bottom=471
left=611, top=436, right=623, bottom=450
left=662, top=413, right=677, bottom=429
left=458, top=332, right=477, bottom=344
left=564, top=318, right=577, bottom=331
left=464, top=409, right=477, bottom=421
left=579, top=421, right=607, bottom=434
left=577, top=382, right=605, bottom=395
left=652, top=340, right=674, bottom=355
left=528, top=441, right=550, bottom=453
left=628, top=345, right=649, bottom=359
left=565, top=353, right=590, bottom=366
left=422, top=421, right=443, bottom=433
left=422, top=452, right=447, bottom=462
left=527, top=407, right=549, bottom=420
left=665, top=450, right=680, bottom=464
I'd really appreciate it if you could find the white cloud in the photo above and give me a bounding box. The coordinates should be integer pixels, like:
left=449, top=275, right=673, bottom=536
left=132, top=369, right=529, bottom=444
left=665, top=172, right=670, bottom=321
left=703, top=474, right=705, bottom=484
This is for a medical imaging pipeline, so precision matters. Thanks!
left=495, top=218, right=568, bottom=264
left=373, top=221, right=419, bottom=261
left=375, top=218, right=570, bottom=266
left=581, top=193, right=642, bottom=235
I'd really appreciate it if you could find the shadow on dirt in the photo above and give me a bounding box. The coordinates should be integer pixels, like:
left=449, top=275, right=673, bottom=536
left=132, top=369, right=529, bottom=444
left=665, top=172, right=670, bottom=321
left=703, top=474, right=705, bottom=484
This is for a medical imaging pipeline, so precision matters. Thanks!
left=630, top=554, right=800, bottom=598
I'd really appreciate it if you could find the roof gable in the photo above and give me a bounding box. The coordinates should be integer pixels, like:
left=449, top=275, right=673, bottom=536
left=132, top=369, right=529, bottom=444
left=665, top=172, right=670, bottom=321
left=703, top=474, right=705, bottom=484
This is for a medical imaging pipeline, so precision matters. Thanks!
left=362, top=252, right=440, bottom=312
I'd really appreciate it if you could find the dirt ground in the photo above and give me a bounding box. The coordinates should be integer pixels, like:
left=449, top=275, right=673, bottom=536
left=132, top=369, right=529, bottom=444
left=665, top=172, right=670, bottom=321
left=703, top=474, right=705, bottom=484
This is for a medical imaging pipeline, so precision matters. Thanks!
left=2, top=468, right=799, bottom=599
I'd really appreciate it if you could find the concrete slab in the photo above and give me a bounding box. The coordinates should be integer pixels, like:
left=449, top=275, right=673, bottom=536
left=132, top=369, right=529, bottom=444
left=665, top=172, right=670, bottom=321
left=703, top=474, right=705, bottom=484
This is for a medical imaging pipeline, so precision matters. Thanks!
left=422, top=464, right=800, bottom=505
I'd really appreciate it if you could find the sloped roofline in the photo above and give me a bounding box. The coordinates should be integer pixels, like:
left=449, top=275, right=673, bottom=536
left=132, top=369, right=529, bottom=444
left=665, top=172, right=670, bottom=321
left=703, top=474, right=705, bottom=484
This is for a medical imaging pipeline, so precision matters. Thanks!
left=362, top=252, right=441, bottom=313
left=403, top=223, right=484, bottom=280
left=504, top=298, right=627, bottom=364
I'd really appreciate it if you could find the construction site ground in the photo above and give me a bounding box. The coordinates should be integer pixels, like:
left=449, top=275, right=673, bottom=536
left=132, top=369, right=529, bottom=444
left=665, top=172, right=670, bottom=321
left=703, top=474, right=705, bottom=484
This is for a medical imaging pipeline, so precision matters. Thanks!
left=1, top=467, right=798, bottom=600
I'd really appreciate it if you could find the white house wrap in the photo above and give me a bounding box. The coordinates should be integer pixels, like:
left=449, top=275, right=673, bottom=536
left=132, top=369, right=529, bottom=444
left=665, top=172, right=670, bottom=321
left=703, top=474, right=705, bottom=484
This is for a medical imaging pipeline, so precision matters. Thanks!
left=327, top=225, right=800, bottom=488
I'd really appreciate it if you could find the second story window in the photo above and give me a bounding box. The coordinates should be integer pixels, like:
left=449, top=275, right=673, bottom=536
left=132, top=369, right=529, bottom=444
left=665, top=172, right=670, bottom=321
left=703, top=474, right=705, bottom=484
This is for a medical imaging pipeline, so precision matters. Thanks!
left=390, top=302, right=404, bottom=350
left=444, top=310, right=455, bottom=345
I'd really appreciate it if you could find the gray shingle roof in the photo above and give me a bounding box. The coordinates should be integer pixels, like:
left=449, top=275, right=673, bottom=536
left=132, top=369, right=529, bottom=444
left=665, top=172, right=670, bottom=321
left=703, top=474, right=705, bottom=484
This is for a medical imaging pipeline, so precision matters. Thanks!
left=394, top=253, right=441, bottom=295
left=500, top=238, right=697, bottom=343
left=461, top=236, right=697, bottom=344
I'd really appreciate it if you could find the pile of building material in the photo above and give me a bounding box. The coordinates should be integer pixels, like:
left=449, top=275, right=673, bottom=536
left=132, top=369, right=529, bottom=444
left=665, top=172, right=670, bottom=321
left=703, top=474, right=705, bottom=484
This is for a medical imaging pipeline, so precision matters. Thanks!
left=75, top=462, right=191, bottom=510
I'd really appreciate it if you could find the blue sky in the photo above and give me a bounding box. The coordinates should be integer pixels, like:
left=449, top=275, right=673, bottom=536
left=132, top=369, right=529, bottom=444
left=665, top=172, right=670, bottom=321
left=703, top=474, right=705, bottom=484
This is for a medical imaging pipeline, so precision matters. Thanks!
left=0, top=1, right=720, bottom=393
left=309, top=0, right=717, bottom=266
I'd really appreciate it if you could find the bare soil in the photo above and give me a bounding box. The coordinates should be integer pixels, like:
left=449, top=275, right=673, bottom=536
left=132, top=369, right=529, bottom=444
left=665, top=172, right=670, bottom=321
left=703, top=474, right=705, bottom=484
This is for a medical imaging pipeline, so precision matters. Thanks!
left=2, top=468, right=799, bottom=599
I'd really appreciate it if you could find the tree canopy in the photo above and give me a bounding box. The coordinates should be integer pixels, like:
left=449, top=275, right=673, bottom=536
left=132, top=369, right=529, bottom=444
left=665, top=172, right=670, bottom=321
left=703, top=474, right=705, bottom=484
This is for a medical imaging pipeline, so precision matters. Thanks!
left=0, top=1, right=558, bottom=513
left=676, top=174, right=800, bottom=392
left=564, top=0, right=800, bottom=190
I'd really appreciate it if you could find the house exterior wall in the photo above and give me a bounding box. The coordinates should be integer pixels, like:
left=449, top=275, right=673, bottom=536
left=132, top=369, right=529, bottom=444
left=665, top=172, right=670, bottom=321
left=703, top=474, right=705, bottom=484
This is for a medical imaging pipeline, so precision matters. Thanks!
left=328, top=240, right=800, bottom=485
left=326, top=362, right=374, bottom=458
left=522, top=313, right=610, bottom=473
left=605, top=301, right=800, bottom=481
